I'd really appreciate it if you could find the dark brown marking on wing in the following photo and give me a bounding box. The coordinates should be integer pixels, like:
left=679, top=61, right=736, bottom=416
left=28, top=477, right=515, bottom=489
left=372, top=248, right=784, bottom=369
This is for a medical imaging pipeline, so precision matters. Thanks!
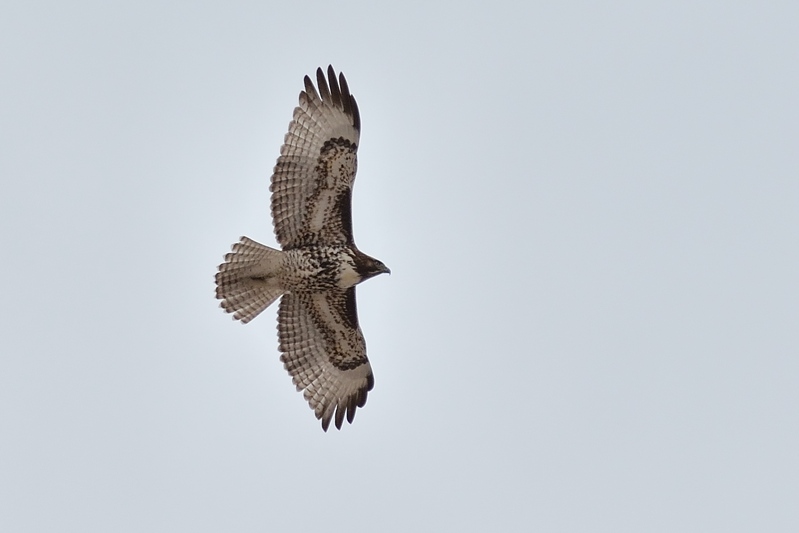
left=335, top=190, right=354, bottom=245
left=283, top=136, right=357, bottom=249
left=343, top=287, right=359, bottom=331
left=306, top=291, right=366, bottom=372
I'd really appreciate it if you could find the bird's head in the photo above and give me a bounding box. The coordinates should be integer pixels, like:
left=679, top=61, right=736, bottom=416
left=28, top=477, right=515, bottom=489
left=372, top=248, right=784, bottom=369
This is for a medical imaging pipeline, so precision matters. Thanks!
left=372, top=259, right=391, bottom=277
left=355, top=252, right=391, bottom=281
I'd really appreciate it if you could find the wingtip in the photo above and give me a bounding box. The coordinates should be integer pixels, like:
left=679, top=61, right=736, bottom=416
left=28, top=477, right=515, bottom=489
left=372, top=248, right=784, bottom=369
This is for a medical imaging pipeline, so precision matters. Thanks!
left=304, top=65, right=360, bottom=131
left=302, top=75, right=316, bottom=97
left=326, top=66, right=342, bottom=106
left=315, top=67, right=331, bottom=101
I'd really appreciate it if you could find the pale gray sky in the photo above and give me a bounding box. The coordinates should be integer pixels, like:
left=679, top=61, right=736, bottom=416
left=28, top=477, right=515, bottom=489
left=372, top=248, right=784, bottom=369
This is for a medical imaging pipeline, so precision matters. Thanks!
left=2, top=1, right=798, bottom=531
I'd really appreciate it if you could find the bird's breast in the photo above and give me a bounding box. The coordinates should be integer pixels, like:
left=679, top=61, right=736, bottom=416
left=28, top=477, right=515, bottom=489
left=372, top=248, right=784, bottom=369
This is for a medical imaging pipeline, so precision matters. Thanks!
left=282, top=246, right=361, bottom=291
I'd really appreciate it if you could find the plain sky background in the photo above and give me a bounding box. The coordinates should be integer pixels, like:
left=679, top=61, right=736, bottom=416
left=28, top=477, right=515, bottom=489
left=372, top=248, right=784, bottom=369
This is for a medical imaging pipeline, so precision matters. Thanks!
left=2, top=1, right=798, bottom=531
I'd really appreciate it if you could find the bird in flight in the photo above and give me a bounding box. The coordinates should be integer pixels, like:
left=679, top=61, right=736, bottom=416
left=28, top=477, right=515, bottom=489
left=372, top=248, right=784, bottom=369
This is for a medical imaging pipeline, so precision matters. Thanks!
left=215, top=66, right=389, bottom=431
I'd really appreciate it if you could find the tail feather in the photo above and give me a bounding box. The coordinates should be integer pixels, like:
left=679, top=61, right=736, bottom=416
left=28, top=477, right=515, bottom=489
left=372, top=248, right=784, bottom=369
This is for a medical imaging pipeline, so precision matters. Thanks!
left=216, top=237, right=285, bottom=323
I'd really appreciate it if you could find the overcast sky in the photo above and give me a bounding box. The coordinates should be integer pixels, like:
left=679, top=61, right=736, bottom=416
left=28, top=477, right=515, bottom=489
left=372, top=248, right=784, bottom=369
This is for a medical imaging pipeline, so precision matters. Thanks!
left=2, top=1, right=798, bottom=532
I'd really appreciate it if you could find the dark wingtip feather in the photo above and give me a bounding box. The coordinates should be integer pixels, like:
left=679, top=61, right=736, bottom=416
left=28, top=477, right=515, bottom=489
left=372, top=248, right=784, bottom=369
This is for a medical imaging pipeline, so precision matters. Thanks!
left=320, top=389, right=370, bottom=431
left=356, top=386, right=369, bottom=408
left=346, top=395, right=358, bottom=424
left=338, top=72, right=360, bottom=132
left=316, top=67, right=331, bottom=102
left=335, top=404, right=346, bottom=430
left=326, top=65, right=342, bottom=107
left=307, top=66, right=361, bottom=131
left=303, top=75, right=318, bottom=100
left=350, top=96, right=360, bottom=132
left=338, top=72, right=351, bottom=115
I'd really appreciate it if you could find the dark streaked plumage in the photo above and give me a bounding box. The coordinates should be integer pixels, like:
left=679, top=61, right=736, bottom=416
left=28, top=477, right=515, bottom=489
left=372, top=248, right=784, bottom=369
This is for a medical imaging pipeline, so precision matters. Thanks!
left=215, top=66, right=389, bottom=431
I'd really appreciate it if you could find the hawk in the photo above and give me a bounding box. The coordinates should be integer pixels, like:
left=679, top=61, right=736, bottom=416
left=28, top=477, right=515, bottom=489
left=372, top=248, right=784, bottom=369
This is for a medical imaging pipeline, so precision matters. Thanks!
left=215, top=66, right=389, bottom=431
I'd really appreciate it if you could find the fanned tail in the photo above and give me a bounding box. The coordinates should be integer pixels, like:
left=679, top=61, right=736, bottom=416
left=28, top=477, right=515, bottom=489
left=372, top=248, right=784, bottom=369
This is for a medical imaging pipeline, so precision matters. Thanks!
left=215, top=237, right=286, bottom=323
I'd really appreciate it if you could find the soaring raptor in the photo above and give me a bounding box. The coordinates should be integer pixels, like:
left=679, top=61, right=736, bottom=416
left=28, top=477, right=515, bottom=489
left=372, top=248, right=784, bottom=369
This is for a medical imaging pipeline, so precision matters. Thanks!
left=215, top=66, right=389, bottom=431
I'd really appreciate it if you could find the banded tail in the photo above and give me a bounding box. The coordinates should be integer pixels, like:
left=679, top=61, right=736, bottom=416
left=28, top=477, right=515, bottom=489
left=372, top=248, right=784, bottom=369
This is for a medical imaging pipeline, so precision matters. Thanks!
left=215, top=237, right=285, bottom=324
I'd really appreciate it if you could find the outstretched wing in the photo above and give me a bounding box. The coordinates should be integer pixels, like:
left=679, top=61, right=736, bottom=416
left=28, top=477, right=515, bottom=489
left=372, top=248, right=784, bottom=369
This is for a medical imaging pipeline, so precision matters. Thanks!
left=271, top=66, right=361, bottom=250
left=277, top=288, right=374, bottom=431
